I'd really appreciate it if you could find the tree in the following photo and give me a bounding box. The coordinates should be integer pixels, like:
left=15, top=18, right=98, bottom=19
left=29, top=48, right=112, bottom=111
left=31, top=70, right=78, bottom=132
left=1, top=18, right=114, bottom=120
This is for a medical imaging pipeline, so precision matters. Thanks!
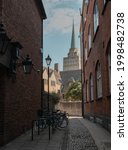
left=50, top=92, right=60, bottom=105
left=65, top=81, right=82, bottom=101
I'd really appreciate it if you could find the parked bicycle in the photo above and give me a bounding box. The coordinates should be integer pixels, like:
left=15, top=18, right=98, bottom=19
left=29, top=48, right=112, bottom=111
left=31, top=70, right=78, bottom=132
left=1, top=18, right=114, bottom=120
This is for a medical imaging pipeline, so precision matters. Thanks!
left=52, top=110, right=69, bottom=129
left=31, top=109, right=69, bottom=140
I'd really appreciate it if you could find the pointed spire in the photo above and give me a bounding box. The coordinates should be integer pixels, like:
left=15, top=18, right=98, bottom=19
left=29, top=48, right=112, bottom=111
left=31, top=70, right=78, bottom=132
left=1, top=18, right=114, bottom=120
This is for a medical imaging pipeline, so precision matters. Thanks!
left=71, top=19, right=76, bottom=49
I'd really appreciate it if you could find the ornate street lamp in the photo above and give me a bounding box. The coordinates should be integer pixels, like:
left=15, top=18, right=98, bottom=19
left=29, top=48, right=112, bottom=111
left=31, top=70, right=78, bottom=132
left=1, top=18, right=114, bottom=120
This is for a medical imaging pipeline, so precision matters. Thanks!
left=45, top=54, right=52, bottom=140
left=45, top=55, right=52, bottom=67
left=22, top=54, right=33, bottom=74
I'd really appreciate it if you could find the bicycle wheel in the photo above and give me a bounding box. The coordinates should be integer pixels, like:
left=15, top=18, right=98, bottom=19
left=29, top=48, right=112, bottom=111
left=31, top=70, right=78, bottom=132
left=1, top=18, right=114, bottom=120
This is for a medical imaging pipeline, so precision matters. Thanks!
left=58, top=117, right=68, bottom=129
left=40, top=118, right=48, bottom=129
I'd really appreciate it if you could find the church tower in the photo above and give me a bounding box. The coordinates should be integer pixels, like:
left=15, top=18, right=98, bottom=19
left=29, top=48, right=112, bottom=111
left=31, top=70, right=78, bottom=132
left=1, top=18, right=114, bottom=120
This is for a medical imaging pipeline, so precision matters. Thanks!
left=63, top=21, right=81, bottom=71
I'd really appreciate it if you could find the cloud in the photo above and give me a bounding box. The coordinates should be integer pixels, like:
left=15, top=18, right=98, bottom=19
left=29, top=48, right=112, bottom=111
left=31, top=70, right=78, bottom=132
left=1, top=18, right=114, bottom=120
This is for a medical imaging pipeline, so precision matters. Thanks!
left=43, top=0, right=82, bottom=35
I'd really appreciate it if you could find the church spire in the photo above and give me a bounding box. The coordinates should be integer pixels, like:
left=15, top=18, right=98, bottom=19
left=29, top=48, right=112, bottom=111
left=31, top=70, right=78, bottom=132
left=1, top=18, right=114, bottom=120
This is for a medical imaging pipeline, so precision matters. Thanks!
left=71, top=20, right=76, bottom=49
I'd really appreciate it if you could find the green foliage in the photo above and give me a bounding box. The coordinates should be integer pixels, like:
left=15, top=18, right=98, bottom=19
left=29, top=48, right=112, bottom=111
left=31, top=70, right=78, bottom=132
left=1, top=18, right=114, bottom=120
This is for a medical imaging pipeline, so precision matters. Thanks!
left=50, top=92, right=60, bottom=105
left=65, top=81, right=82, bottom=101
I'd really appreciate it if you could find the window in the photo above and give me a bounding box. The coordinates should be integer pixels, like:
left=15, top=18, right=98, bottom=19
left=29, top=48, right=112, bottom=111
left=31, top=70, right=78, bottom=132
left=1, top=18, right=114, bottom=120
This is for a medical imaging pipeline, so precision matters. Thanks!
left=88, top=27, right=92, bottom=50
left=83, top=81, right=86, bottom=103
left=96, top=62, right=102, bottom=98
left=90, top=74, right=94, bottom=101
left=85, top=0, right=89, bottom=5
left=51, top=80, right=55, bottom=86
left=44, top=79, right=47, bottom=84
left=86, top=80, right=89, bottom=102
left=85, top=47, right=87, bottom=60
left=108, top=48, right=111, bottom=93
left=103, top=0, right=107, bottom=4
left=94, top=0, right=99, bottom=33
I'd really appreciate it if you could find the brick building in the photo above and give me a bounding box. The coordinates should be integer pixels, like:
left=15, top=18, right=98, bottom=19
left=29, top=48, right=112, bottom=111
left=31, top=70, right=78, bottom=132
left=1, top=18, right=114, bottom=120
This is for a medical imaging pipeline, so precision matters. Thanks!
left=0, top=0, right=46, bottom=146
left=80, top=0, right=111, bottom=130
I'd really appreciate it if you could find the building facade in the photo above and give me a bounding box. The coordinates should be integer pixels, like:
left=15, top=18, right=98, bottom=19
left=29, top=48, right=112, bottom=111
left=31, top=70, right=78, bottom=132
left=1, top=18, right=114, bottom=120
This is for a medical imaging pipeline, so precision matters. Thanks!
left=61, top=21, right=81, bottom=98
left=80, top=0, right=111, bottom=130
left=42, top=63, right=62, bottom=109
left=43, top=63, right=62, bottom=94
left=60, top=69, right=81, bottom=96
left=0, top=0, right=46, bottom=146
left=63, top=21, right=81, bottom=71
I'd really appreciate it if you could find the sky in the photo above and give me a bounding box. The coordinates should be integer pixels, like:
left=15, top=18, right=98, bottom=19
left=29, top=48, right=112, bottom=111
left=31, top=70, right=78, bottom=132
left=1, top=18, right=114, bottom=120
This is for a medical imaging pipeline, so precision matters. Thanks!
left=43, top=0, right=83, bottom=71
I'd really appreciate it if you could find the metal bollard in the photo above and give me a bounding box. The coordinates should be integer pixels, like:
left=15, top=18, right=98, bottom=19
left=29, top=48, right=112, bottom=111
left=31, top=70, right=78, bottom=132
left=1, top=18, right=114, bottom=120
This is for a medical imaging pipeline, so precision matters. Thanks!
left=38, top=119, right=40, bottom=135
left=31, top=120, right=34, bottom=141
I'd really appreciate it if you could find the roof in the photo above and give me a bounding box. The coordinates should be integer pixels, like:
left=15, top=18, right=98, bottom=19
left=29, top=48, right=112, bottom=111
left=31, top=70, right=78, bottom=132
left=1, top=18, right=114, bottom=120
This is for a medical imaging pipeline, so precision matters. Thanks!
left=60, top=70, right=81, bottom=92
left=43, top=67, right=61, bottom=85
left=71, top=20, right=76, bottom=49
left=35, top=0, right=47, bottom=19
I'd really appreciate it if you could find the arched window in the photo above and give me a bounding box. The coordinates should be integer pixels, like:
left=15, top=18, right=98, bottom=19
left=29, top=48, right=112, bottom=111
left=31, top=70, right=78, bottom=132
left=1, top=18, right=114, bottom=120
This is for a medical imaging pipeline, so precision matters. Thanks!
left=108, top=47, right=111, bottom=93
left=96, top=62, right=102, bottom=98
left=86, top=80, right=89, bottom=102
left=90, top=73, right=94, bottom=101
left=88, top=27, right=92, bottom=50
left=85, top=47, right=87, bottom=61
left=94, top=0, right=99, bottom=33
left=83, top=80, right=86, bottom=103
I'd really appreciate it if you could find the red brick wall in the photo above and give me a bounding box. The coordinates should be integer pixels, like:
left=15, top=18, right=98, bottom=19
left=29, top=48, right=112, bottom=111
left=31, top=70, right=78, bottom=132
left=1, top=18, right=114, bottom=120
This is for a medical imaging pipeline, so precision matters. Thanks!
left=0, top=0, right=43, bottom=145
left=82, top=1, right=111, bottom=117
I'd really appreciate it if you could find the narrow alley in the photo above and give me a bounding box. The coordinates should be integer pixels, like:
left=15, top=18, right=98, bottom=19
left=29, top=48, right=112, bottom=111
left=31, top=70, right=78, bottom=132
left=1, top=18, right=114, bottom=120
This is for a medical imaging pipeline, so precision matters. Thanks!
left=0, top=117, right=111, bottom=150
left=0, top=1, right=112, bottom=149
left=67, top=118, right=98, bottom=150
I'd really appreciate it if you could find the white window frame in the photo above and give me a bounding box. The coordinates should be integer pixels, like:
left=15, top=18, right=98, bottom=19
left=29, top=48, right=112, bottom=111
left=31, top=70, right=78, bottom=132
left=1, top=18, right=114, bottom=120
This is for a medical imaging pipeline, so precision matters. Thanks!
left=96, top=62, right=102, bottom=98
left=90, top=74, right=94, bottom=101
left=94, top=0, right=99, bottom=33
left=88, top=27, right=92, bottom=50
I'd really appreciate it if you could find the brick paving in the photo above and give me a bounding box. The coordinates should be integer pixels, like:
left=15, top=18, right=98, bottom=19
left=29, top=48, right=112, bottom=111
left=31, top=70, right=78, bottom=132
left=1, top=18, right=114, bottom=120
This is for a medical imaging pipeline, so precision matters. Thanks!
left=68, top=118, right=98, bottom=150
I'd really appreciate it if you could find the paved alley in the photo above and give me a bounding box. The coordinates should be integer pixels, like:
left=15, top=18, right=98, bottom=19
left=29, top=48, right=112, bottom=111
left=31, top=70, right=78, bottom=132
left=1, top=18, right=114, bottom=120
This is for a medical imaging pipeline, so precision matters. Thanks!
left=0, top=117, right=111, bottom=150
left=0, top=127, right=66, bottom=150
left=67, top=118, right=98, bottom=150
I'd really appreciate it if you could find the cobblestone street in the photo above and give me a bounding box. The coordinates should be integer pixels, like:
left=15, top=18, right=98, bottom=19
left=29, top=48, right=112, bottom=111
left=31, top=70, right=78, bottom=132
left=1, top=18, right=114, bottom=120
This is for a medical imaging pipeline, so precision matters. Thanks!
left=0, top=117, right=111, bottom=150
left=67, top=118, right=98, bottom=150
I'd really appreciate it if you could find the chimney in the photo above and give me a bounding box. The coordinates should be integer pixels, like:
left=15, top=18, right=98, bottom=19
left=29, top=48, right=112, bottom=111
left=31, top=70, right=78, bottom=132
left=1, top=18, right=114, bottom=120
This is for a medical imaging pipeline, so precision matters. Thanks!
left=54, top=63, right=59, bottom=72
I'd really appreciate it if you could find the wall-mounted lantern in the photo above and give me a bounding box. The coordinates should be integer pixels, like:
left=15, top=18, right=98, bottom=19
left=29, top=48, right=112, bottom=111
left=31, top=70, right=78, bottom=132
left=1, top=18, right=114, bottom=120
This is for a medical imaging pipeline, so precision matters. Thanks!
left=22, top=54, right=33, bottom=74
left=0, top=24, right=35, bottom=77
